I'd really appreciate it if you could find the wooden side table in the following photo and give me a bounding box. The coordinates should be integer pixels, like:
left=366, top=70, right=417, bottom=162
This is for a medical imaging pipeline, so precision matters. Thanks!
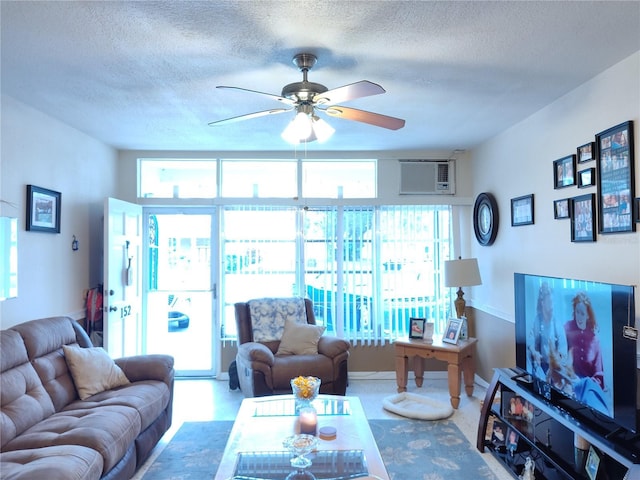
left=394, top=336, right=477, bottom=409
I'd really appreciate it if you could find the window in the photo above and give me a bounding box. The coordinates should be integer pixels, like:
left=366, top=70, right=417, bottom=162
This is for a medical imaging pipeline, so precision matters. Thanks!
left=139, top=158, right=454, bottom=344
left=221, top=160, right=297, bottom=198
left=139, top=159, right=217, bottom=198
left=302, top=160, right=376, bottom=198
left=221, top=204, right=452, bottom=344
left=221, top=206, right=299, bottom=337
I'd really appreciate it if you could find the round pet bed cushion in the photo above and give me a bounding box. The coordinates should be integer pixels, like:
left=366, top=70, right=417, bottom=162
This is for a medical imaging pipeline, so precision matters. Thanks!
left=383, top=392, right=454, bottom=420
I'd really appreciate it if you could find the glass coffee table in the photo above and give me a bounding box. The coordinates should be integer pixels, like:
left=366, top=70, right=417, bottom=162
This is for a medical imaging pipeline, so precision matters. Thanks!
left=214, top=395, right=389, bottom=480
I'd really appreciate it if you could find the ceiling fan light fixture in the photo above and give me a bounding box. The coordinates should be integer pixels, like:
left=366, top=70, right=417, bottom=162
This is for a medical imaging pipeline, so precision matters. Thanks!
left=312, top=116, right=335, bottom=143
left=215, top=52, right=405, bottom=139
left=281, top=110, right=313, bottom=144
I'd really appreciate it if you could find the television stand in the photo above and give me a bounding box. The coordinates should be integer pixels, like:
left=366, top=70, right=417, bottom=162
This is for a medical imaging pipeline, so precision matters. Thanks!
left=477, top=368, right=640, bottom=479
left=510, top=371, right=533, bottom=383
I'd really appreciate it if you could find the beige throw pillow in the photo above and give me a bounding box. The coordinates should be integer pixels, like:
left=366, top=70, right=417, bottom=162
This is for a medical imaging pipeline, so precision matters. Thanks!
left=276, top=319, right=325, bottom=355
left=63, top=345, right=130, bottom=400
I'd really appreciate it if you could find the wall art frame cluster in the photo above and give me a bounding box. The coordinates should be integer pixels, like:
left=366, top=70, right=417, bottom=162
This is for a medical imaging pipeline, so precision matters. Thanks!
left=552, top=120, right=636, bottom=242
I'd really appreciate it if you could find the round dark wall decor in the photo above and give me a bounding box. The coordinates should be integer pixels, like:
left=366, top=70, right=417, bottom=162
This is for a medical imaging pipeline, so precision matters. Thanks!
left=473, top=192, right=499, bottom=246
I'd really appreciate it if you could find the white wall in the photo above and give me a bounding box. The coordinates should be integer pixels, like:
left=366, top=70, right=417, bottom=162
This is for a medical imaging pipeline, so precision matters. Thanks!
left=470, top=51, right=640, bottom=322
left=0, top=95, right=118, bottom=328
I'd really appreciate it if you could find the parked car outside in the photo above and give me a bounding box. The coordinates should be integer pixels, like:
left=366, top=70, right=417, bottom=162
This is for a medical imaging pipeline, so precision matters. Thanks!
left=168, top=294, right=191, bottom=331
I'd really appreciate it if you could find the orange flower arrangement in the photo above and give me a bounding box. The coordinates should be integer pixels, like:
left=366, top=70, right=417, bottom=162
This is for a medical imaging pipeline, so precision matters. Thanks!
left=291, top=376, right=320, bottom=400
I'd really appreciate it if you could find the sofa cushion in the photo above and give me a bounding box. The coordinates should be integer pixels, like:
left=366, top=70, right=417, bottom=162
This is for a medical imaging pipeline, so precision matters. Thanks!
left=276, top=319, right=325, bottom=355
left=249, top=297, right=307, bottom=342
left=63, top=380, right=170, bottom=431
left=2, top=404, right=141, bottom=475
left=0, top=330, right=55, bottom=448
left=0, top=445, right=103, bottom=480
left=12, top=317, right=84, bottom=411
left=62, top=345, right=130, bottom=400
left=12, top=317, right=78, bottom=359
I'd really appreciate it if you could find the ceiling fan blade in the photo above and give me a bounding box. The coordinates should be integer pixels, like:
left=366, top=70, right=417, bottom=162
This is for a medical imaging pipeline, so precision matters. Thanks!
left=208, top=108, right=291, bottom=126
left=323, top=106, right=405, bottom=130
left=313, top=80, right=385, bottom=105
left=216, top=86, right=296, bottom=105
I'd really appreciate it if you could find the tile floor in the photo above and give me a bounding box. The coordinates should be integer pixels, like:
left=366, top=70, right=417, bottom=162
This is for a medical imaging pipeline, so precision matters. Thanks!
left=133, top=374, right=512, bottom=479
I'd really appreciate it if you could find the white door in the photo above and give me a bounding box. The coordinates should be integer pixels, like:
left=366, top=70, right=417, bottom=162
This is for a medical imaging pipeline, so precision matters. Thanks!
left=144, top=209, right=216, bottom=376
left=104, top=197, right=143, bottom=357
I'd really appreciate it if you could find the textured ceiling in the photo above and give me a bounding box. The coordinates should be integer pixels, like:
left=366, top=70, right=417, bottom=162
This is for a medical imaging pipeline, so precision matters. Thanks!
left=1, top=1, right=639, bottom=152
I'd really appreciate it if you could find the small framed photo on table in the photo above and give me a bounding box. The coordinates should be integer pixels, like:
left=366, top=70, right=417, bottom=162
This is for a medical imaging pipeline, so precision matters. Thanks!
left=506, top=427, right=519, bottom=456
left=443, top=318, right=462, bottom=344
left=585, top=445, right=601, bottom=480
left=409, top=317, right=425, bottom=339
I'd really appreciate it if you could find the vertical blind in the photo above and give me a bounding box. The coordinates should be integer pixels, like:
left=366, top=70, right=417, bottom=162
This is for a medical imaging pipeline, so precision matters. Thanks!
left=221, top=204, right=452, bottom=344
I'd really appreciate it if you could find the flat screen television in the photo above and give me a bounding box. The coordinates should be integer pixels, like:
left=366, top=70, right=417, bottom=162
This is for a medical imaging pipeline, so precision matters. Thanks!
left=514, top=272, right=637, bottom=434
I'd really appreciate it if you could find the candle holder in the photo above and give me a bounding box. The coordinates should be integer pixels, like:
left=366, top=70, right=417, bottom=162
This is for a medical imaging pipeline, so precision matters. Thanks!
left=298, top=406, right=318, bottom=436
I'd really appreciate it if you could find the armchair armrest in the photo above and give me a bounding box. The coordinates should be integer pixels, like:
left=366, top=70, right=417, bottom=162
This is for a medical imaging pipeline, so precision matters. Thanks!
left=318, top=336, right=350, bottom=358
left=237, top=342, right=275, bottom=366
left=115, top=354, right=174, bottom=386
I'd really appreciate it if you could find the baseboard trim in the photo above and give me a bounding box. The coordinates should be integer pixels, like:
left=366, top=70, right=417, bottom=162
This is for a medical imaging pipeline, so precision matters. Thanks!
left=349, top=371, right=448, bottom=381
left=217, top=370, right=486, bottom=385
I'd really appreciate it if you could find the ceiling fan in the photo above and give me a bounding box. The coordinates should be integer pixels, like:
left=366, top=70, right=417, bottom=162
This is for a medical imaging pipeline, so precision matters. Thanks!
left=209, top=53, right=405, bottom=144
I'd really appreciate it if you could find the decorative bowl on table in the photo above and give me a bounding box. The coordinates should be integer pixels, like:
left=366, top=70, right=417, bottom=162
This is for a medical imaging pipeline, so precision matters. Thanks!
left=291, top=376, right=321, bottom=403
left=283, top=433, right=318, bottom=469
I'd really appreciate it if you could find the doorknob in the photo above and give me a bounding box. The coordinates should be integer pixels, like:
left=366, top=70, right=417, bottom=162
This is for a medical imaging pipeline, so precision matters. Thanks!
left=109, top=305, right=117, bottom=312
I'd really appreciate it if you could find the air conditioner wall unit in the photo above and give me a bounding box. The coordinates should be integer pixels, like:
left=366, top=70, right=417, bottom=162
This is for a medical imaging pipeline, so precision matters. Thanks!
left=398, top=160, right=455, bottom=195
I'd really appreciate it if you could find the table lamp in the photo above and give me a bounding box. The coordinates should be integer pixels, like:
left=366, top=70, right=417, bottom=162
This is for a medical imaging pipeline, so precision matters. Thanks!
left=444, top=257, right=482, bottom=319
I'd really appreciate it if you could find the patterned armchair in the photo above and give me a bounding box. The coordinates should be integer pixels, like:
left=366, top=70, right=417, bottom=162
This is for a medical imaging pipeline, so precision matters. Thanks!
left=234, top=297, right=350, bottom=397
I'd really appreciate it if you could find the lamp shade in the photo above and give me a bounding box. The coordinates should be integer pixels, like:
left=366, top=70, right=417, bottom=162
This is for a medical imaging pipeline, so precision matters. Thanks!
left=444, top=258, right=482, bottom=288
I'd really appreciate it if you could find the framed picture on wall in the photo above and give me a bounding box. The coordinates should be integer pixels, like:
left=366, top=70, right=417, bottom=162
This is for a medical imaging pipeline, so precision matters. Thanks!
left=578, top=168, right=596, bottom=188
left=26, top=185, right=61, bottom=233
left=596, top=120, right=635, bottom=234
left=577, top=142, right=595, bottom=163
left=554, top=198, right=570, bottom=219
left=571, top=193, right=596, bottom=242
left=553, top=155, right=576, bottom=189
left=511, top=194, right=534, bottom=226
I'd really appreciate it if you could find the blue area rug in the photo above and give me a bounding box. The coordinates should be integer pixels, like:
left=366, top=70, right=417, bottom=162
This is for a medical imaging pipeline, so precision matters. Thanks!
left=142, top=419, right=498, bottom=479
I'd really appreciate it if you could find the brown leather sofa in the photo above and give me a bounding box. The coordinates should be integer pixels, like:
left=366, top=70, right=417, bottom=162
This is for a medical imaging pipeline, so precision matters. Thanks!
left=235, top=297, right=350, bottom=397
left=0, top=316, right=174, bottom=480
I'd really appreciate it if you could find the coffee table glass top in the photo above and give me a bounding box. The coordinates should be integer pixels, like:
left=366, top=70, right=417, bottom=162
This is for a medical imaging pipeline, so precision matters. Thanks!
left=214, top=395, right=389, bottom=480
left=253, top=397, right=352, bottom=417
left=233, top=449, right=366, bottom=479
